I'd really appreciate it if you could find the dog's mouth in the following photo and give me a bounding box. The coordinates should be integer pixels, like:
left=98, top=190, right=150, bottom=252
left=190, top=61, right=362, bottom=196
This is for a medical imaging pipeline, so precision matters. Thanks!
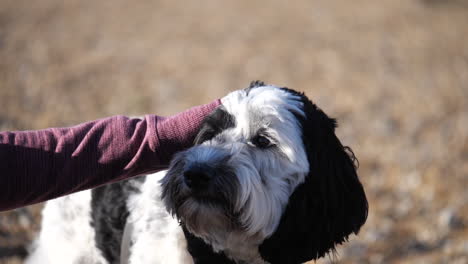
left=189, top=192, right=227, bottom=205
left=178, top=186, right=238, bottom=214
left=173, top=193, right=243, bottom=233
left=163, top=176, right=243, bottom=232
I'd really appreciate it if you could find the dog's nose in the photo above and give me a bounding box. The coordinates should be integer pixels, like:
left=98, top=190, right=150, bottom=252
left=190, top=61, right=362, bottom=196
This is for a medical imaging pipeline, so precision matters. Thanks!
left=184, top=165, right=214, bottom=190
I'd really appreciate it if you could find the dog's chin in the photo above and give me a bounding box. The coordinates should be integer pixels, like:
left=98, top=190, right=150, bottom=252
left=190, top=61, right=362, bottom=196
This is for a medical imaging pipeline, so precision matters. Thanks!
left=174, top=196, right=241, bottom=242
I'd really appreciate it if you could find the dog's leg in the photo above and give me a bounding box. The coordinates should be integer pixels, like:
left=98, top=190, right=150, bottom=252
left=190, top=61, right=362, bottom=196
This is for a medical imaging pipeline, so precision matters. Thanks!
left=126, top=171, right=193, bottom=264
left=25, top=191, right=107, bottom=264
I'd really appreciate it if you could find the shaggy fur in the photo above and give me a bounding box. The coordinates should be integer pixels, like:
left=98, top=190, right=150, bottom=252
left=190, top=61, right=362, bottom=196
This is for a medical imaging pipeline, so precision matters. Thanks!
left=27, top=81, right=368, bottom=264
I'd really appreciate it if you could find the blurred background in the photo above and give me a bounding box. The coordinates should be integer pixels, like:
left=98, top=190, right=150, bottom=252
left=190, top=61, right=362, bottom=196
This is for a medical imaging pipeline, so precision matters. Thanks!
left=0, top=0, right=467, bottom=263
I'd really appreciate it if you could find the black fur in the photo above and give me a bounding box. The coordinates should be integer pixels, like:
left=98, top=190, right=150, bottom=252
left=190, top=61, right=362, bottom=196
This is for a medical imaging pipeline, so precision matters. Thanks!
left=91, top=178, right=143, bottom=263
left=245, top=80, right=266, bottom=95
left=258, top=87, right=368, bottom=263
left=194, top=106, right=236, bottom=145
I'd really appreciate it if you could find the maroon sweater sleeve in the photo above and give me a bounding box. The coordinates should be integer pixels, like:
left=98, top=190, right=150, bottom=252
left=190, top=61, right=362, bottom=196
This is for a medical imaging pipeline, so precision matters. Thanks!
left=0, top=100, right=220, bottom=211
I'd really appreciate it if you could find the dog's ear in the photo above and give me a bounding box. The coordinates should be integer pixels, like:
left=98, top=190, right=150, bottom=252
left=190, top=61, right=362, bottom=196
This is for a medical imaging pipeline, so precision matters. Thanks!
left=259, top=91, right=368, bottom=263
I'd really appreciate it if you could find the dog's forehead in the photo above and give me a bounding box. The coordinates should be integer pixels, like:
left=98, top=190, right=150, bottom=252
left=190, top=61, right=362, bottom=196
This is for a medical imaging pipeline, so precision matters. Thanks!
left=222, top=86, right=304, bottom=124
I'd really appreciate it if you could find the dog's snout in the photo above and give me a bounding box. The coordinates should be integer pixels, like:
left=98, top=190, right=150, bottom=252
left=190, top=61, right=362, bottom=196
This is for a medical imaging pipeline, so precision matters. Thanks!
left=184, top=165, right=214, bottom=190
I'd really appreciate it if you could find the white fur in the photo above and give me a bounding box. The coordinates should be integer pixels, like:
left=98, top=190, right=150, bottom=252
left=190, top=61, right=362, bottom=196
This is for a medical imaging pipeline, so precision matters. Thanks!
left=25, top=191, right=107, bottom=264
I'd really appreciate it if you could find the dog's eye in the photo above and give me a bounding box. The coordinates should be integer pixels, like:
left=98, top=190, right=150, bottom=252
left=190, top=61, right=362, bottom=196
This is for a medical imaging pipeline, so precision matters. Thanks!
left=252, top=135, right=273, bottom=148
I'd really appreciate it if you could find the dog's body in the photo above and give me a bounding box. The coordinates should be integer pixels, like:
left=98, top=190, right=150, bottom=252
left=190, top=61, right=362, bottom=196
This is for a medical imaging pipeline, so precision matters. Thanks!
left=25, top=171, right=192, bottom=264
left=27, top=82, right=368, bottom=264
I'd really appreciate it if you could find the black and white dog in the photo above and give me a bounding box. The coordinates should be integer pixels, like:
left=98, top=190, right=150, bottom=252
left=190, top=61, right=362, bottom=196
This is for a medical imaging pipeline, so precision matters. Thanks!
left=26, top=82, right=368, bottom=264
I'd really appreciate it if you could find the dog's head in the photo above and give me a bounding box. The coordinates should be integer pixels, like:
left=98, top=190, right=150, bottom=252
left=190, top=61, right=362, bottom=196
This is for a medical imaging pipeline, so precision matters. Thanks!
left=161, top=81, right=368, bottom=263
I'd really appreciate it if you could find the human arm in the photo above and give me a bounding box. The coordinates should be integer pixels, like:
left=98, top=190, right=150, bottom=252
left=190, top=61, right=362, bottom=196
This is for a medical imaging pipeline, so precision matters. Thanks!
left=0, top=100, right=220, bottom=211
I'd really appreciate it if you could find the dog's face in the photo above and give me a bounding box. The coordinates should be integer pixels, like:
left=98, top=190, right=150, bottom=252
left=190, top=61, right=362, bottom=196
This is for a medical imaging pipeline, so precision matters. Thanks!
left=162, top=82, right=368, bottom=263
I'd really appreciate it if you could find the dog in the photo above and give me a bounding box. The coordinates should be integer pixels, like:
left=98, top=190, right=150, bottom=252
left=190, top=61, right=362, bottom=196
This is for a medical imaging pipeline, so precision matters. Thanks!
left=26, top=81, right=368, bottom=264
